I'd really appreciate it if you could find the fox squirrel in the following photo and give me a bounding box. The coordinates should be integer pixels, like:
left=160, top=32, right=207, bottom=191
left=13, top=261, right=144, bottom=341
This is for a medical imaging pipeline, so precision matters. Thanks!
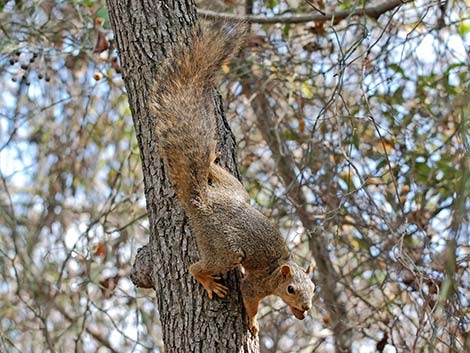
left=149, top=24, right=315, bottom=336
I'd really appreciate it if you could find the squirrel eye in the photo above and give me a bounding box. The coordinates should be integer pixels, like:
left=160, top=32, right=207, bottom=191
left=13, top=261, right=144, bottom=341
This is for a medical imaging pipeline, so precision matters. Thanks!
left=287, top=285, right=295, bottom=294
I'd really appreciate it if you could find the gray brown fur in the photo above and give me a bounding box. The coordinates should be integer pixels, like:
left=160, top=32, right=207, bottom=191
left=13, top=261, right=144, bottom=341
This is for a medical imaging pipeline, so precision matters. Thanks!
left=149, top=24, right=315, bottom=336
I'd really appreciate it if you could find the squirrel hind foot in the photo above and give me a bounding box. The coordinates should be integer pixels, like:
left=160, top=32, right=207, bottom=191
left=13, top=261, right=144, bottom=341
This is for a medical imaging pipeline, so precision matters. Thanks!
left=200, top=274, right=228, bottom=299
left=190, top=267, right=228, bottom=299
left=209, top=281, right=228, bottom=299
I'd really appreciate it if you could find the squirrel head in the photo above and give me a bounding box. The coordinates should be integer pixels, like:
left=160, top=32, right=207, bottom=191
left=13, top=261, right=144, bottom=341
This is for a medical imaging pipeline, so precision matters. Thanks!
left=274, top=261, right=315, bottom=320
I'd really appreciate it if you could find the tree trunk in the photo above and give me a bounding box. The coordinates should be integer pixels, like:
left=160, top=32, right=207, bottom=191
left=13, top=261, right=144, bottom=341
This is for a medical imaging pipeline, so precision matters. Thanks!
left=105, top=1, right=258, bottom=352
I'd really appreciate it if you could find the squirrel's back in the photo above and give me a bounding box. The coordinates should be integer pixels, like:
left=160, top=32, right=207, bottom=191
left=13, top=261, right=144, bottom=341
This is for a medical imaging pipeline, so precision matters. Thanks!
left=149, top=25, right=245, bottom=208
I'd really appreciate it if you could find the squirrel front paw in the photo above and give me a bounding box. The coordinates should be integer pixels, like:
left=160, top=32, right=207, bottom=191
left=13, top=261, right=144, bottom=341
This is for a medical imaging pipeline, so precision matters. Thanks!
left=243, top=295, right=261, bottom=336
left=249, top=318, right=259, bottom=336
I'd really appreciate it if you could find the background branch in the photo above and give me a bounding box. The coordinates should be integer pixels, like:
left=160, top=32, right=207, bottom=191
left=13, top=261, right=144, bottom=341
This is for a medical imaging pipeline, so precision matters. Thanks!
left=198, top=0, right=412, bottom=24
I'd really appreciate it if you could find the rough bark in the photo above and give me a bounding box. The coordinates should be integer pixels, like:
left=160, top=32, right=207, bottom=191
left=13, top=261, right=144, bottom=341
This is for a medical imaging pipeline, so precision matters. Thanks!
left=105, top=1, right=258, bottom=352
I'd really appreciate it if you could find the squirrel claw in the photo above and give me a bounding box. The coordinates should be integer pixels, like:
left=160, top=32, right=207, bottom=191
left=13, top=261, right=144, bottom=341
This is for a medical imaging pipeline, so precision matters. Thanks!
left=249, top=322, right=259, bottom=336
left=212, top=283, right=228, bottom=298
left=199, top=274, right=228, bottom=299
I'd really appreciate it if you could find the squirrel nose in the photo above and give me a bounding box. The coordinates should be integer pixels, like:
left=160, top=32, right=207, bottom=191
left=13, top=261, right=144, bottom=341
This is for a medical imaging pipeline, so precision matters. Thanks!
left=302, top=304, right=311, bottom=311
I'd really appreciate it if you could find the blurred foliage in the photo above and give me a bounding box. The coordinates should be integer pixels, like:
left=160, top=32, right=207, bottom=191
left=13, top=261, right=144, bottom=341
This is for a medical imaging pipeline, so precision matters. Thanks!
left=0, top=0, right=156, bottom=352
left=1, top=0, right=470, bottom=352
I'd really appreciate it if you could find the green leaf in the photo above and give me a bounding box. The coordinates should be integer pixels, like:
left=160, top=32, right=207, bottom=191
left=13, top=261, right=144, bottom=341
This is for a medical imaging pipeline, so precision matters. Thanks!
left=301, top=81, right=314, bottom=99
left=351, top=131, right=360, bottom=149
left=389, top=63, right=405, bottom=77
left=96, top=8, right=110, bottom=28
left=82, top=0, right=95, bottom=7
left=282, top=24, right=290, bottom=38
left=266, top=0, right=280, bottom=9
left=392, top=86, right=405, bottom=103
left=374, top=270, right=387, bottom=285
left=283, top=129, right=297, bottom=141
left=457, top=20, right=470, bottom=36
left=445, top=62, right=465, bottom=74
left=376, top=158, right=387, bottom=171
left=415, top=162, right=432, bottom=182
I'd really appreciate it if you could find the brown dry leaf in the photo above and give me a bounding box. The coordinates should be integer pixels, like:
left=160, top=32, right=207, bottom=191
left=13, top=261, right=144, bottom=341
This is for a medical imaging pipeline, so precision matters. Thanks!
left=94, top=30, right=108, bottom=53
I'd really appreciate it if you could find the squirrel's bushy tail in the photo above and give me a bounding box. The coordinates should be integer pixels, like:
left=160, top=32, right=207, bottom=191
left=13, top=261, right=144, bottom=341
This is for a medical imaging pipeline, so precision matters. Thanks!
left=149, top=24, right=245, bottom=208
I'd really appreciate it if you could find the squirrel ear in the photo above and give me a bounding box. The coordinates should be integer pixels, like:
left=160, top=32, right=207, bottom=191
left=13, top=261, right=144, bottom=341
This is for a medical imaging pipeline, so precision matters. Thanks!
left=305, top=263, right=314, bottom=275
left=281, top=265, right=291, bottom=278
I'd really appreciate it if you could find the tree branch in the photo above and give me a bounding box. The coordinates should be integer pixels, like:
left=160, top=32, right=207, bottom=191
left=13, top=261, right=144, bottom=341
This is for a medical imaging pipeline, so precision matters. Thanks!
left=130, top=245, right=154, bottom=289
left=198, top=0, right=412, bottom=24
